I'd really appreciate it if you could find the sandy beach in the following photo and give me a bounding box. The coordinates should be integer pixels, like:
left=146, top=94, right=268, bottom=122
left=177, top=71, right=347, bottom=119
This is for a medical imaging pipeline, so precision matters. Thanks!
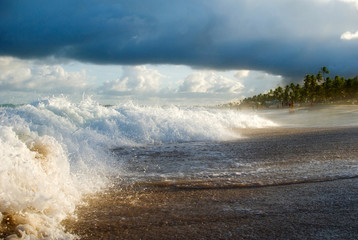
left=64, top=127, right=358, bottom=239
left=64, top=178, right=358, bottom=240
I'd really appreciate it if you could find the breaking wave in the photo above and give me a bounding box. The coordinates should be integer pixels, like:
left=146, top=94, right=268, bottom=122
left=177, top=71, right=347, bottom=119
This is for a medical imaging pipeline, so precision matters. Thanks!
left=0, top=96, right=276, bottom=239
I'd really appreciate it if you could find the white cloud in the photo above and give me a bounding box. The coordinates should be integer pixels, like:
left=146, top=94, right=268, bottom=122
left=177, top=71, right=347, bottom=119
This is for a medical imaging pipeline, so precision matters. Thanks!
left=29, top=65, right=88, bottom=90
left=0, top=57, right=32, bottom=87
left=234, top=71, right=283, bottom=96
left=340, top=30, right=358, bottom=40
left=99, top=66, right=165, bottom=94
left=0, top=58, right=284, bottom=105
left=179, top=72, right=244, bottom=94
left=234, top=70, right=250, bottom=79
left=339, top=0, right=358, bottom=9
left=0, top=57, right=89, bottom=92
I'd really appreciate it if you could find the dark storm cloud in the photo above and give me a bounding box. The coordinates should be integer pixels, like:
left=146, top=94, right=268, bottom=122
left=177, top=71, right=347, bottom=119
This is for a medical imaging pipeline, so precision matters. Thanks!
left=1, top=0, right=358, bottom=81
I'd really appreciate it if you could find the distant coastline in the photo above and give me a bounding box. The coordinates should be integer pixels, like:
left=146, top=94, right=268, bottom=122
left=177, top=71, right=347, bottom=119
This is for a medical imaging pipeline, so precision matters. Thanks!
left=223, top=100, right=358, bottom=111
left=221, top=67, right=358, bottom=110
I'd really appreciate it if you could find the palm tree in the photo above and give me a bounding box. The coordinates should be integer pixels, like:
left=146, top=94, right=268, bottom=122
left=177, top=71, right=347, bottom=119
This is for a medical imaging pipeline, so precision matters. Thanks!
left=321, top=66, right=330, bottom=78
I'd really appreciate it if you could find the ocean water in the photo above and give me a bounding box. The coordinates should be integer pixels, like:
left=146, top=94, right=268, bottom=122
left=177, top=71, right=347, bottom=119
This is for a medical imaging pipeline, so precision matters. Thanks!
left=73, top=104, right=358, bottom=239
left=1, top=97, right=358, bottom=239
left=0, top=96, right=281, bottom=239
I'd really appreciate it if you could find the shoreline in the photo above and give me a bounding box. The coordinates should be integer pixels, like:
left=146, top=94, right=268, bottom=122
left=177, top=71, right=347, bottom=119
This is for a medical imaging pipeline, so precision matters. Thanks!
left=64, top=177, right=358, bottom=239
left=63, top=126, right=358, bottom=239
left=222, top=102, right=358, bottom=111
left=235, top=125, right=358, bottom=138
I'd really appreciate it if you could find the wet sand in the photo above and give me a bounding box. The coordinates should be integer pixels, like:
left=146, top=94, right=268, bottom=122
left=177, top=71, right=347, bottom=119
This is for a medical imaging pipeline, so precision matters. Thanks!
left=64, top=127, right=358, bottom=239
left=64, top=178, right=358, bottom=240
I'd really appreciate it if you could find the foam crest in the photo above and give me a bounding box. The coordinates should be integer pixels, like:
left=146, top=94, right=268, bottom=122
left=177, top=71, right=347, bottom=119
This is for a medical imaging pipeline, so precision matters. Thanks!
left=109, top=103, right=277, bottom=144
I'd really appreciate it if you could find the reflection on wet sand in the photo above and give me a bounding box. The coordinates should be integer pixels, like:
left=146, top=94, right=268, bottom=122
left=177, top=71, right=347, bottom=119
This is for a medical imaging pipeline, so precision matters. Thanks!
left=64, top=178, right=358, bottom=239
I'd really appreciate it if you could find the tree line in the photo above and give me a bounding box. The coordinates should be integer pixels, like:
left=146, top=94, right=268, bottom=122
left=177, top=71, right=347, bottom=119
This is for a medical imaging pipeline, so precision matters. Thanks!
left=240, top=67, right=358, bottom=108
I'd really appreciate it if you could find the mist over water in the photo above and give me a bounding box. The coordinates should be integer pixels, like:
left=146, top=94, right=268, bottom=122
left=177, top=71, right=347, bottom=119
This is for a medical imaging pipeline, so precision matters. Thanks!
left=255, top=105, right=358, bottom=128
left=0, top=96, right=277, bottom=239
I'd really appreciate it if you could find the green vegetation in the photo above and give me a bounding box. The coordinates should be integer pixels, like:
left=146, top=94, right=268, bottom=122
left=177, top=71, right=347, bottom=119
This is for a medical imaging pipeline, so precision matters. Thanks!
left=239, top=67, right=358, bottom=109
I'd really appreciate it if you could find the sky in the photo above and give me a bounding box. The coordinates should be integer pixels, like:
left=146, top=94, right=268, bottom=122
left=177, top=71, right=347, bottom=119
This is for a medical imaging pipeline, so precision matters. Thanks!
left=1, top=0, right=358, bottom=105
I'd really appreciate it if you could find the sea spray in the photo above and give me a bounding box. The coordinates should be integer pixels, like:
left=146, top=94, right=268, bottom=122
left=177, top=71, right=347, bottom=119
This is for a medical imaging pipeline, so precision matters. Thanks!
left=108, top=102, right=277, bottom=143
left=0, top=97, right=117, bottom=239
left=0, top=126, right=79, bottom=239
left=0, top=96, right=276, bottom=239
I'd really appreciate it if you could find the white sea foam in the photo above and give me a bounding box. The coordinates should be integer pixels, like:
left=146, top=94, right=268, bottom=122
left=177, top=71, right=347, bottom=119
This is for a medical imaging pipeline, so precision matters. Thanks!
left=0, top=126, right=79, bottom=239
left=0, top=96, right=276, bottom=239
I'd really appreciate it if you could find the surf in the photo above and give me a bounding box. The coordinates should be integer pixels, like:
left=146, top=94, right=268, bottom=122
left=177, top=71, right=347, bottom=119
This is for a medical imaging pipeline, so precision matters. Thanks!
left=0, top=96, right=276, bottom=239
